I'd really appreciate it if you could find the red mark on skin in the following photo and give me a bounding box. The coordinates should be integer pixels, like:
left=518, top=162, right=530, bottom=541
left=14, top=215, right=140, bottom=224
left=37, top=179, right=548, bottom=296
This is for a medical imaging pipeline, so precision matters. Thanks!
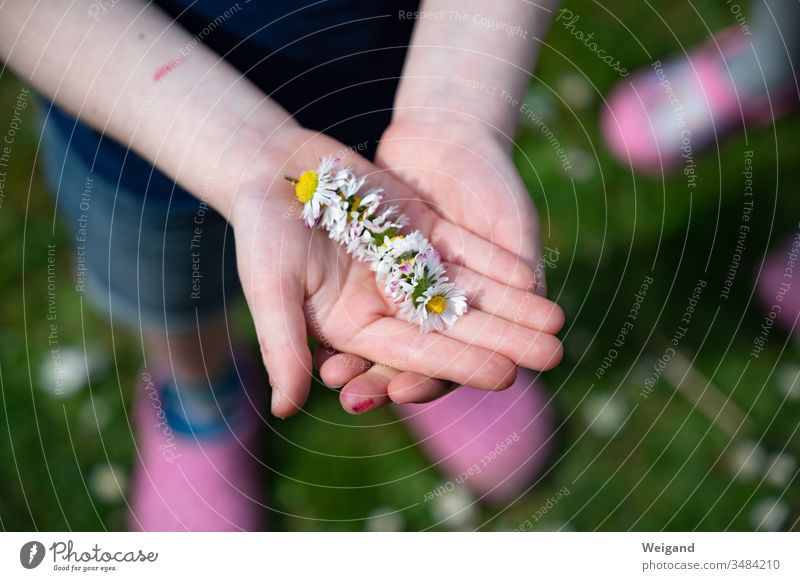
left=153, top=57, right=184, bottom=82
left=351, top=398, right=374, bottom=414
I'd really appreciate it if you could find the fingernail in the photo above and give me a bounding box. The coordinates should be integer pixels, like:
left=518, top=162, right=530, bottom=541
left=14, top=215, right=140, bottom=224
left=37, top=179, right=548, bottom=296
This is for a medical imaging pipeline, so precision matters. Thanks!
left=271, top=387, right=282, bottom=414
left=351, top=398, right=374, bottom=414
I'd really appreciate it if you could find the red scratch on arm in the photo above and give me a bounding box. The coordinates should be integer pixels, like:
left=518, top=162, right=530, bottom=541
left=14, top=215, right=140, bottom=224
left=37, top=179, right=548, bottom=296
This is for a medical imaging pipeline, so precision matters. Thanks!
left=153, top=57, right=184, bottom=82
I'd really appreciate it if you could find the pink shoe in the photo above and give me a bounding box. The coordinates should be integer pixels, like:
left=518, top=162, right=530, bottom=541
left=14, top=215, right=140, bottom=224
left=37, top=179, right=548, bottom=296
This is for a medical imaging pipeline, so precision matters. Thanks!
left=396, top=368, right=554, bottom=506
left=127, top=363, right=267, bottom=531
left=756, top=236, right=800, bottom=335
left=602, top=27, right=798, bottom=174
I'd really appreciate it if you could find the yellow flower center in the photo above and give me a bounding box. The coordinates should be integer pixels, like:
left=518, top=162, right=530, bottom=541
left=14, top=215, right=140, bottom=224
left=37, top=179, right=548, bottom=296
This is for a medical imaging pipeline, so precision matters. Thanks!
left=295, top=170, right=319, bottom=203
left=381, top=234, right=404, bottom=248
left=426, top=295, right=446, bottom=314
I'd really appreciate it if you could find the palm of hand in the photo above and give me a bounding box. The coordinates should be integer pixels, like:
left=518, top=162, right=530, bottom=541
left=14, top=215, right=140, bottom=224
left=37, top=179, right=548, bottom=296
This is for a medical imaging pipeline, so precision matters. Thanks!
left=234, top=192, right=524, bottom=414
left=376, top=121, right=542, bottom=271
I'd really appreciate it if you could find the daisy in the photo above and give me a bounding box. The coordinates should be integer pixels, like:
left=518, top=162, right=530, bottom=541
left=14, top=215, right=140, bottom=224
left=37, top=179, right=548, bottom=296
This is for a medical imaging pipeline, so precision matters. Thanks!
left=409, top=281, right=468, bottom=333
left=395, top=253, right=445, bottom=291
left=321, top=173, right=364, bottom=242
left=291, top=157, right=349, bottom=228
left=353, top=208, right=407, bottom=262
left=355, top=188, right=384, bottom=219
left=364, top=206, right=407, bottom=239
left=371, top=231, right=429, bottom=279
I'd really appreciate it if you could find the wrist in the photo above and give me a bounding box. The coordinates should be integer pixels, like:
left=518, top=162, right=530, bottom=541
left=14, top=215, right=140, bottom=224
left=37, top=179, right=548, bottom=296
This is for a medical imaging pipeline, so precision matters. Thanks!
left=180, top=118, right=307, bottom=224
left=392, top=96, right=520, bottom=138
left=224, top=125, right=335, bottom=228
left=383, top=114, right=511, bottom=153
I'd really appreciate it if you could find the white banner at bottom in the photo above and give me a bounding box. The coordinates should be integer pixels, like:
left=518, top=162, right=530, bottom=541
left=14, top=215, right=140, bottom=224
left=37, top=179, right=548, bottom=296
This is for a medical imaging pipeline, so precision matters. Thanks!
left=1, top=532, right=798, bottom=579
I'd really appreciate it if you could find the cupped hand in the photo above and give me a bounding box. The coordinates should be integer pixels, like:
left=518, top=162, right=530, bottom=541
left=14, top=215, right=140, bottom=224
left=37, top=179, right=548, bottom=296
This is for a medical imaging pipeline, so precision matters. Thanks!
left=318, top=119, right=562, bottom=408
left=376, top=119, right=543, bottom=273
left=229, top=127, right=563, bottom=417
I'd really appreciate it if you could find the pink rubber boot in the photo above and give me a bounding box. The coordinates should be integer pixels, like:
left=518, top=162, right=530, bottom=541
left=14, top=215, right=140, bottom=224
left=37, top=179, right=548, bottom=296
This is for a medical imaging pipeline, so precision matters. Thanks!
left=602, top=27, right=798, bottom=174
left=127, top=366, right=267, bottom=531
left=396, top=367, right=555, bottom=506
left=756, top=236, right=800, bottom=335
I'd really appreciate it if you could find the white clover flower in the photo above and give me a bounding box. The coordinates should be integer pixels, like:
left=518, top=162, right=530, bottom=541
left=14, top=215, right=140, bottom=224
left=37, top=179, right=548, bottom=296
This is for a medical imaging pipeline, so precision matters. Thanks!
left=292, top=157, right=349, bottom=228
left=288, top=157, right=467, bottom=332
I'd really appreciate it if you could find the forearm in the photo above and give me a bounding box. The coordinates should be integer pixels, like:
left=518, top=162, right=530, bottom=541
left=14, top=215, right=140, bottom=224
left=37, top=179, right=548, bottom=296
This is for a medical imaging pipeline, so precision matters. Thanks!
left=394, top=0, right=558, bottom=136
left=0, top=0, right=296, bottom=220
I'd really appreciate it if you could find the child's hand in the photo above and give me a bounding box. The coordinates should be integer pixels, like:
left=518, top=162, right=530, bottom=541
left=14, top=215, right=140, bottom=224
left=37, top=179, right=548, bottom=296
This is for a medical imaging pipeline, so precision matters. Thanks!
left=229, top=127, right=563, bottom=417
left=314, top=119, right=561, bottom=410
left=376, top=119, right=544, bottom=280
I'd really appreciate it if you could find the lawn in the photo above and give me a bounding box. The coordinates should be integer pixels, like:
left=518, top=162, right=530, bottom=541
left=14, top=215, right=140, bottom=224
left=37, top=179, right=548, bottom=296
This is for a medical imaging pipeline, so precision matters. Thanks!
left=1, top=0, right=798, bottom=531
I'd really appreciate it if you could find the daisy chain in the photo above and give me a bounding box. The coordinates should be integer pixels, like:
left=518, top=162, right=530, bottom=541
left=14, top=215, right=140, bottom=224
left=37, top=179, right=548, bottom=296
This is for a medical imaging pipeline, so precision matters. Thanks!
left=286, top=156, right=467, bottom=332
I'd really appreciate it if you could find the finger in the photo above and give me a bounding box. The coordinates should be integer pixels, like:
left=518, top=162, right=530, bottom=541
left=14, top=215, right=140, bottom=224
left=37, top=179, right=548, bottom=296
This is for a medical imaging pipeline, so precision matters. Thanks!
left=339, top=364, right=395, bottom=414
left=529, top=249, right=549, bottom=297
left=427, top=213, right=539, bottom=291
left=424, top=212, right=539, bottom=292
left=442, top=309, right=564, bottom=372
left=366, top=175, right=539, bottom=292
left=312, top=343, right=340, bottom=373
left=446, top=262, right=565, bottom=334
left=319, top=352, right=373, bottom=388
left=252, top=281, right=313, bottom=417
left=334, top=358, right=453, bottom=407
left=318, top=345, right=454, bottom=403
left=387, top=372, right=454, bottom=404
left=242, top=252, right=312, bottom=418
left=346, top=318, right=517, bottom=390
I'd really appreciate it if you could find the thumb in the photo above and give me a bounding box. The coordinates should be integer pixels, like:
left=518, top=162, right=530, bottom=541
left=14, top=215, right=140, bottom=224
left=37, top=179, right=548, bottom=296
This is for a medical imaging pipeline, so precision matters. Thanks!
left=252, top=271, right=312, bottom=418
left=235, top=202, right=313, bottom=418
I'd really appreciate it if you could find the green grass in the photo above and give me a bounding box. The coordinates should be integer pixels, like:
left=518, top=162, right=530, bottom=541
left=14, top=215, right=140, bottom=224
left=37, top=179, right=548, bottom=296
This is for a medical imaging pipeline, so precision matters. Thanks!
left=1, top=0, right=799, bottom=531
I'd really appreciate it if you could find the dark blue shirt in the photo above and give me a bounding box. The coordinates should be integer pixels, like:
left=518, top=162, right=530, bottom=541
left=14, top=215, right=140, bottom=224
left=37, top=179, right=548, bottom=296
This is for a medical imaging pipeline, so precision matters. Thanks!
left=47, top=0, right=419, bottom=206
